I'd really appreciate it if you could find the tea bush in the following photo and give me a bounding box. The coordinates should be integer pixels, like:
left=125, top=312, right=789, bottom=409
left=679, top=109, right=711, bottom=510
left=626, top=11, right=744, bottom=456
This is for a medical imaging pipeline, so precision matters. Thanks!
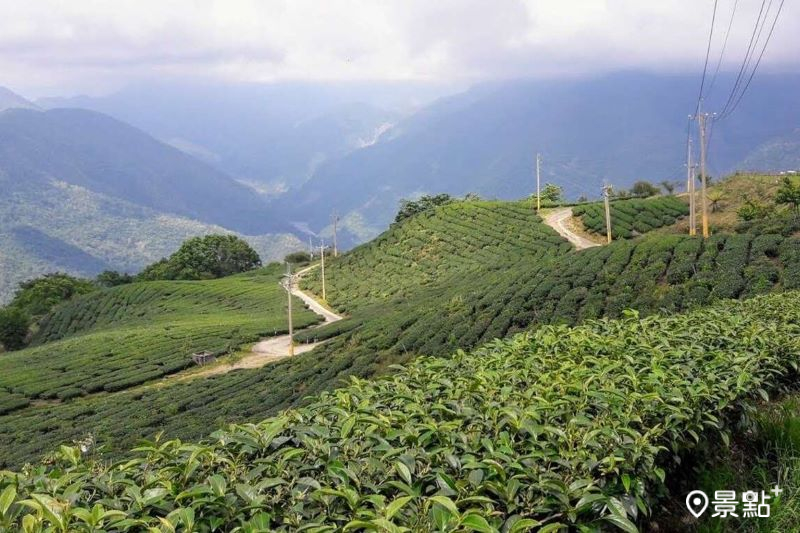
left=2, top=291, right=799, bottom=531
left=573, top=196, right=689, bottom=239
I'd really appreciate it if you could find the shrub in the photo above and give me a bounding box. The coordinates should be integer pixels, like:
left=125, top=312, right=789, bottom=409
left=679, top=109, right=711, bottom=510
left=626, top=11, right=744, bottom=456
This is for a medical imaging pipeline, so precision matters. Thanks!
left=0, top=307, right=31, bottom=351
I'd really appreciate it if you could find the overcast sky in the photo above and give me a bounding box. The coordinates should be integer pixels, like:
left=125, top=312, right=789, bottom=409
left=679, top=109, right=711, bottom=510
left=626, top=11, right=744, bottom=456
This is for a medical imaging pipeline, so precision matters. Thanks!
left=2, top=0, right=798, bottom=97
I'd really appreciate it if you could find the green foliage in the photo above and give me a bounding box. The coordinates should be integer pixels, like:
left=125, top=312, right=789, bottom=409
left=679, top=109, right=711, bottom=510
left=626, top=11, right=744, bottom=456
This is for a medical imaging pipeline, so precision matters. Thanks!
left=738, top=199, right=771, bottom=222
left=2, top=291, right=800, bottom=530
left=0, top=307, right=30, bottom=352
left=284, top=251, right=311, bottom=265
left=395, top=194, right=454, bottom=223
left=541, top=182, right=563, bottom=203
left=138, top=234, right=261, bottom=281
left=94, top=270, right=134, bottom=288
left=0, top=264, right=319, bottom=422
left=630, top=180, right=661, bottom=198
left=573, top=196, right=688, bottom=239
left=775, top=176, right=800, bottom=211
left=9, top=273, right=96, bottom=318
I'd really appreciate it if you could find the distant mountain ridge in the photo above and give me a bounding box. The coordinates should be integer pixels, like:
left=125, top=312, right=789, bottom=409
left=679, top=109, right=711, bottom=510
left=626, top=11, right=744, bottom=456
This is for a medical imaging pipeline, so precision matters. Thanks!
left=282, top=72, right=800, bottom=243
left=0, top=87, right=38, bottom=112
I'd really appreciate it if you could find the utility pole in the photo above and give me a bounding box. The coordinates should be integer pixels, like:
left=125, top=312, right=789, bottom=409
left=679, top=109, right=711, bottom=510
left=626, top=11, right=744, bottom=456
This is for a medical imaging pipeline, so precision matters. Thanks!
left=308, top=236, right=314, bottom=260
left=284, top=262, right=294, bottom=357
left=687, top=136, right=696, bottom=236
left=320, top=240, right=327, bottom=301
left=536, top=153, right=542, bottom=212
left=697, top=111, right=713, bottom=238
left=602, top=183, right=613, bottom=244
left=332, top=212, right=340, bottom=257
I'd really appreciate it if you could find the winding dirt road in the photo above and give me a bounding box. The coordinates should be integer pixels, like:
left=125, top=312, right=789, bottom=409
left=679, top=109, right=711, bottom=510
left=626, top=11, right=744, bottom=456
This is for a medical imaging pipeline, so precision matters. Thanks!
left=544, top=208, right=603, bottom=250
left=168, top=264, right=342, bottom=381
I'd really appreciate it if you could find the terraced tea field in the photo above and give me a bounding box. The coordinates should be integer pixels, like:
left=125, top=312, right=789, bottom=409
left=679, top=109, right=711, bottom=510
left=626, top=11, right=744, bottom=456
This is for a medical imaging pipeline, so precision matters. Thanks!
left=0, top=264, right=319, bottom=415
left=573, top=195, right=689, bottom=238
left=4, top=289, right=800, bottom=531
left=302, top=200, right=571, bottom=311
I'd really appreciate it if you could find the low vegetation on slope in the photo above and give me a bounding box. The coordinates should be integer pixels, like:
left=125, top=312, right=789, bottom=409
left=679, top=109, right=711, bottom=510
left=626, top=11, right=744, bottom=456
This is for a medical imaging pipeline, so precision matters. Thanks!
left=303, top=200, right=570, bottom=311
left=2, top=291, right=799, bottom=531
left=573, top=196, right=688, bottom=239
left=4, top=200, right=800, bottom=469
left=0, top=264, right=319, bottom=416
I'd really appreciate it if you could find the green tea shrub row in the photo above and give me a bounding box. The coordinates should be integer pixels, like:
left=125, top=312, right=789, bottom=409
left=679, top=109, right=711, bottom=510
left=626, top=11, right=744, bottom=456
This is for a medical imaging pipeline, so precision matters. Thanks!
left=2, top=290, right=799, bottom=531
left=0, top=266, right=319, bottom=407
left=573, top=196, right=689, bottom=239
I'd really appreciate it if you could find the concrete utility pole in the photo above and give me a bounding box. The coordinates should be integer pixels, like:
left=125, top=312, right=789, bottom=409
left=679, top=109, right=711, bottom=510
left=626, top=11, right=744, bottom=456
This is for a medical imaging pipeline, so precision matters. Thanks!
left=308, top=236, right=314, bottom=260
left=284, top=262, right=294, bottom=357
left=687, top=136, right=696, bottom=236
left=697, top=111, right=713, bottom=238
left=602, top=183, right=613, bottom=244
left=320, top=240, right=327, bottom=301
left=332, top=212, right=340, bottom=257
left=536, top=153, right=542, bottom=212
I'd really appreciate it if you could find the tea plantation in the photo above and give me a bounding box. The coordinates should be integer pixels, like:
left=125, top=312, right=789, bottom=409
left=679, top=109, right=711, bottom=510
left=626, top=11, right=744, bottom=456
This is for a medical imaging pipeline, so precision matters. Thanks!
left=573, top=196, right=689, bottom=239
left=4, top=200, right=800, bottom=472
left=0, top=264, right=319, bottom=415
left=2, top=290, right=799, bottom=531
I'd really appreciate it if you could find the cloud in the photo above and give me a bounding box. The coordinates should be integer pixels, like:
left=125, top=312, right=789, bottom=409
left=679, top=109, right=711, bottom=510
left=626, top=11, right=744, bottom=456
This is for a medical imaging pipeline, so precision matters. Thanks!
left=1, top=0, right=798, bottom=96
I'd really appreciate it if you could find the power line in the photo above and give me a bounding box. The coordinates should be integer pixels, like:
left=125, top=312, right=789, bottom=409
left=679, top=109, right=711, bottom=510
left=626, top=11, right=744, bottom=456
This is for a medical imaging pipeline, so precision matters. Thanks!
left=706, top=0, right=740, bottom=95
left=695, top=0, right=720, bottom=115
left=717, top=0, right=770, bottom=117
left=719, top=0, right=786, bottom=120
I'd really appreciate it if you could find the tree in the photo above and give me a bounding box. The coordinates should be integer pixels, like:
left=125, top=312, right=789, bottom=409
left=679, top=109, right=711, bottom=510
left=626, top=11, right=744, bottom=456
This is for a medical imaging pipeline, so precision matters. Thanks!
left=11, top=273, right=96, bottom=317
left=541, top=183, right=563, bottom=203
left=285, top=251, right=312, bottom=265
left=775, top=176, right=800, bottom=212
left=395, top=194, right=453, bottom=223
left=630, top=180, right=661, bottom=198
left=707, top=190, right=725, bottom=213
left=139, top=235, right=262, bottom=281
left=96, top=270, right=134, bottom=287
left=0, top=307, right=30, bottom=351
left=738, top=199, right=769, bottom=222
left=660, top=180, right=678, bottom=195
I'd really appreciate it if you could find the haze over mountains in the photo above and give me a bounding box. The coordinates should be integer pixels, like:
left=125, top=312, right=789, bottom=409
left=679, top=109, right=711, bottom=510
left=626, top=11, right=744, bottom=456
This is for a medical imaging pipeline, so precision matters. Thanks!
left=2, top=70, right=799, bottom=300
left=0, top=88, right=302, bottom=303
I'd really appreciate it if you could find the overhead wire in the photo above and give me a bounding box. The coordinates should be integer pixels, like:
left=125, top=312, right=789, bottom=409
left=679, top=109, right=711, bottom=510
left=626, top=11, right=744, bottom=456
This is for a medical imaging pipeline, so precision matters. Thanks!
left=718, top=0, right=786, bottom=120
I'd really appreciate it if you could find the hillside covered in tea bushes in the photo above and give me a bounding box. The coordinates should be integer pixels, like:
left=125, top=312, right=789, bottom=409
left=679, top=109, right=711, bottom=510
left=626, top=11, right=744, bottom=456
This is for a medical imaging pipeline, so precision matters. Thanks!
left=4, top=198, right=800, bottom=470
left=2, top=290, right=799, bottom=531
left=0, top=264, right=319, bottom=416
left=572, top=195, right=689, bottom=239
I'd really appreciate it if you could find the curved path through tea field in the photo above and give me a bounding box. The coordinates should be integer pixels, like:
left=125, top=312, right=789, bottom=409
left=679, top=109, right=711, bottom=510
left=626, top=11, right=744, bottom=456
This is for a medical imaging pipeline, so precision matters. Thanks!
left=544, top=208, right=603, bottom=250
left=168, top=264, right=342, bottom=381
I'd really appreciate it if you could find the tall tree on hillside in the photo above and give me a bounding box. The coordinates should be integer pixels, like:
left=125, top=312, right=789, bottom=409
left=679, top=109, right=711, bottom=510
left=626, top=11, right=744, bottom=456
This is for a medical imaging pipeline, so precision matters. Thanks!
left=630, top=181, right=661, bottom=198
left=660, top=180, right=677, bottom=195
left=775, top=176, right=800, bottom=212
left=0, top=307, right=30, bottom=351
left=541, top=183, right=563, bottom=203
left=139, top=235, right=262, bottom=281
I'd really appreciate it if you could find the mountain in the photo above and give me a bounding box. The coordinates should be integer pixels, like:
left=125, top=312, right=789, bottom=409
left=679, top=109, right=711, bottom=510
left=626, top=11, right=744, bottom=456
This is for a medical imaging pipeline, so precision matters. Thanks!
left=0, top=107, right=277, bottom=234
left=37, top=82, right=454, bottom=194
left=286, top=72, right=800, bottom=242
left=0, top=86, right=38, bottom=112
left=0, top=105, right=305, bottom=303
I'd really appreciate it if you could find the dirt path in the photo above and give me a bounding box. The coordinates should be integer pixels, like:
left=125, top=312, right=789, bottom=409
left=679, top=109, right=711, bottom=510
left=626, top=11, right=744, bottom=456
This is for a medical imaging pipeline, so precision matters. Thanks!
left=167, top=264, right=342, bottom=381
left=544, top=208, right=604, bottom=250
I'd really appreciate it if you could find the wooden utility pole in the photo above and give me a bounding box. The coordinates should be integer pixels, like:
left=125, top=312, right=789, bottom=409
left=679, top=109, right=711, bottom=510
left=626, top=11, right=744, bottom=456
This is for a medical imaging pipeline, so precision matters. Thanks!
left=536, top=153, right=542, bottom=212
left=603, top=183, right=613, bottom=244
left=320, top=240, right=327, bottom=301
left=698, top=112, right=711, bottom=238
left=687, top=136, right=696, bottom=236
left=284, top=262, right=294, bottom=357
left=332, top=212, right=340, bottom=257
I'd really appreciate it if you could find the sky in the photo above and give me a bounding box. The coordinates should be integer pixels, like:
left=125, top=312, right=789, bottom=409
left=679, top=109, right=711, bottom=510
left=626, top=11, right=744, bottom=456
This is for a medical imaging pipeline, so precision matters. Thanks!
left=1, top=0, right=798, bottom=97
